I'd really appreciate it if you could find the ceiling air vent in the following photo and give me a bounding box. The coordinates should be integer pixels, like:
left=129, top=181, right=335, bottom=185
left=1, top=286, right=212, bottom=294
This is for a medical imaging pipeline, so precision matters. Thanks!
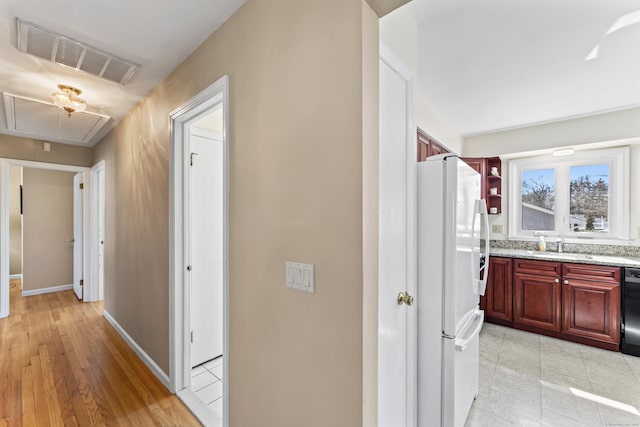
left=16, top=19, right=139, bottom=85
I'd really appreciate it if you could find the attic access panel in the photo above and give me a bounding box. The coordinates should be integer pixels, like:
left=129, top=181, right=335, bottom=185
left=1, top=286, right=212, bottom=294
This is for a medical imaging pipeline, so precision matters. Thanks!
left=3, top=93, right=110, bottom=145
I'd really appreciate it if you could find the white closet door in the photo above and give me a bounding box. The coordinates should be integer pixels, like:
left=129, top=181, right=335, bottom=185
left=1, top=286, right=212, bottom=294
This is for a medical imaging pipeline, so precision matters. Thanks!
left=378, top=56, right=411, bottom=427
left=73, top=173, right=83, bottom=300
left=190, top=133, right=224, bottom=367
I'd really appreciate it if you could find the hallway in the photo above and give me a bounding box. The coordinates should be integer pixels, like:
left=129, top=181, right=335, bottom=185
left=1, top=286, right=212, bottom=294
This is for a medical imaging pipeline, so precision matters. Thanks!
left=0, top=279, right=200, bottom=426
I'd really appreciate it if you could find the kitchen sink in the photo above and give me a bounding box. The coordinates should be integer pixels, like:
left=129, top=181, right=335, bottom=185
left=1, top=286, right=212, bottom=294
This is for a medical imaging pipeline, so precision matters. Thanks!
left=526, top=251, right=593, bottom=260
left=524, top=251, right=636, bottom=265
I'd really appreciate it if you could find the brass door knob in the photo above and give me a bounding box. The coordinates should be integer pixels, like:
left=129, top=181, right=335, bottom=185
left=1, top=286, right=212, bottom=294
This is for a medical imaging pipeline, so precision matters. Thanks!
left=398, top=291, right=414, bottom=306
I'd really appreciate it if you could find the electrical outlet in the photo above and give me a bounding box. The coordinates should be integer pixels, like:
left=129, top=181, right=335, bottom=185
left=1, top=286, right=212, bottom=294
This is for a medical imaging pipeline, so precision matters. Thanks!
left=492, top=224, right=503, bottom=234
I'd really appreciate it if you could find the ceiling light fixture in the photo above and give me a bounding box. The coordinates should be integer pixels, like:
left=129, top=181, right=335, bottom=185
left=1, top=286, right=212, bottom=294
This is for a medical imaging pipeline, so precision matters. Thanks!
left=553, top=147, right=575, bottom=157
left=51, top=85, right=87, bottom=117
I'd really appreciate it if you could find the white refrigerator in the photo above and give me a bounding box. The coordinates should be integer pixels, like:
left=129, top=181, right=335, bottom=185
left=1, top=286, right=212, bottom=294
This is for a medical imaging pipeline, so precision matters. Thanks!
left=417, top=154, right=490, bottom=427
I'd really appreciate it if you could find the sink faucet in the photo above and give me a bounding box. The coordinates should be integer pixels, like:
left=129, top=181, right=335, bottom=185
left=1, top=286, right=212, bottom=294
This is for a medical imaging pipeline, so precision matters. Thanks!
left=556, top=236, right=564, bottom=253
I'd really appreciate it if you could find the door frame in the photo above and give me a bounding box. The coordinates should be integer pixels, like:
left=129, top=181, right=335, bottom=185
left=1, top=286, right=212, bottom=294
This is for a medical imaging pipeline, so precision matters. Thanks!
left=169, top=76, right=229, bottom=426
left=0, top=158, right=93, bottom=317
left=378, top=43, right=417, bottom=427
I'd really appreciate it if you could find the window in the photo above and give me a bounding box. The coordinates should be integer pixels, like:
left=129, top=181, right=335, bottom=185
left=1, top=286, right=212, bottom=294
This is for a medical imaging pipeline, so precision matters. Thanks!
left=509, top=147, right=629, bottom=241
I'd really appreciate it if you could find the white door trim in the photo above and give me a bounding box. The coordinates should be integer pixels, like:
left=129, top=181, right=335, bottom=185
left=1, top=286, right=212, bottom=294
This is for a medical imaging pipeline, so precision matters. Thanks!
left=379, top=42, right=417, bottom=427
left=169, top=75, right=229, bottom=427
left=88, top=160, right=106, bottom=302
left=73, top=173, right=84, bottom=300
left=0, top=158, right=92, bottom=318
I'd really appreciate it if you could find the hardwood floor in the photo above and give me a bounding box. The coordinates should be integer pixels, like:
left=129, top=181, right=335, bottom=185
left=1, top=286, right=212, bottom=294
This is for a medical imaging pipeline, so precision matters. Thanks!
left=0, top=279, right=201, bottom=426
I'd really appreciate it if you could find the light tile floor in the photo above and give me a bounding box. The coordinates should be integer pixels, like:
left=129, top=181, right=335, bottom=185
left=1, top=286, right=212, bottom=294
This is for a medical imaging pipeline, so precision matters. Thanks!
left=466, top=323, right=640, bottom=427
left=191, top=356, right=224, bottom=420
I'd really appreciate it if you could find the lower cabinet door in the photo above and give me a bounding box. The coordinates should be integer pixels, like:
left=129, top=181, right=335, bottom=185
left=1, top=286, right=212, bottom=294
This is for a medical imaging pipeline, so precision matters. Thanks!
left=484, top=257, right=513, bottom=324
left=514, top=273, right=561, bottom=331
left=562, top=279, right=620, bottom=344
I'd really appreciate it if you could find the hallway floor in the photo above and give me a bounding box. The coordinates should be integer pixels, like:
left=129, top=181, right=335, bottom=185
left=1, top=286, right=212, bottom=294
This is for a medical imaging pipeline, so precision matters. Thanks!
left=0, top=279, right=200, bottom=426
left=467, top=323, right=640, bottom=426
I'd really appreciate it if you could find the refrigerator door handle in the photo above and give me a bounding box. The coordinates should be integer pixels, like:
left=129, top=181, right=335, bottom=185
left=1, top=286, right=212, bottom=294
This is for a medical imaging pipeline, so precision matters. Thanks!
left=472, top=200, right=490, bottom=296
left=455, top=310, right=484, bottom=352
left=478, top=200, right=490, bottom=296
left=471, top=200, right=481, bottom=294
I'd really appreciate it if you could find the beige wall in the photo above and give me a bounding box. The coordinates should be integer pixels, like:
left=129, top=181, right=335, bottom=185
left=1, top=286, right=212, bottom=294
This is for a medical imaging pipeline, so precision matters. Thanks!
left=379, top=6, right=464, bottom=154
left=92, top=1, right=378, bottom=425
left=462, top=108, right=640, bottom=244
left=463, top=107, right=640, bottom=157
left=0, top=135, right=91, bottom=276
left=0, top=134, right=93, bottom=167
left=22, top=168, right=74, bottom=291
left=9, top=166, right=22, bottom=275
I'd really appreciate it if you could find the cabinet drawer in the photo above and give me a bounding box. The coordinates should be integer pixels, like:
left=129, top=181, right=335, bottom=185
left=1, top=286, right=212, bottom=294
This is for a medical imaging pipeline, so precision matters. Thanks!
left=514, top=259, right=561, bottom=276
left=562, top=263, right=621, bottom=284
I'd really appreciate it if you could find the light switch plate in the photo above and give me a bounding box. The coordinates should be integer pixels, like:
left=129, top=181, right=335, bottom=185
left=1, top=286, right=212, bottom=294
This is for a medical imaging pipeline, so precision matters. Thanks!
left=492, top=224, right=503, bottom=234
left=286, top=261, right=315, bottom=294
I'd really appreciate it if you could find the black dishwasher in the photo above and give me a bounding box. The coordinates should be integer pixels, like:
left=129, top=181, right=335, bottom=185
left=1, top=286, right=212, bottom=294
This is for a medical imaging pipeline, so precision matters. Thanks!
left=622, top=268, right=640, bottom=356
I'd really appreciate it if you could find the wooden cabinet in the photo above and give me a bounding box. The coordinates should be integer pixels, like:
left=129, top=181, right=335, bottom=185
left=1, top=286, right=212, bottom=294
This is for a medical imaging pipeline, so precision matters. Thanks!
left=496, top=257, right=621, bottom=351
left=461, top=156, right=502, bottom=214
left=482, top=257, right=513, bottom=325
left=514, top=259, right=562, bottom=332
left=417, top=131, right=428, bottom=162
left=514, top=271, right=562, bottom=332
left=561, top=264, right=620, bottom=349
left=417, top=128, right=449, bottom=162
left=514, top=258, right=562, bottom=276
left=461, top=158, right=486, bottom=199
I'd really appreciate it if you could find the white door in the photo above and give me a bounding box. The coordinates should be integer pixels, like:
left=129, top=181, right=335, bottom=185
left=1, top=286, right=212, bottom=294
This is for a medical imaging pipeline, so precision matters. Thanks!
left=73, top=173, right=83, bottom=300
left=189, top=131, right=224, bottom=367
left=97, top=168, right=105, bottom=300
left=379, top=54, right=414, bottom=426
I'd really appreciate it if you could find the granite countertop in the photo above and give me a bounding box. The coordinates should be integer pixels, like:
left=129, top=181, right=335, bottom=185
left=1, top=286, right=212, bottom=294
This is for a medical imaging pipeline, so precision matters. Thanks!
left=490, top=248, right=640, bottom=268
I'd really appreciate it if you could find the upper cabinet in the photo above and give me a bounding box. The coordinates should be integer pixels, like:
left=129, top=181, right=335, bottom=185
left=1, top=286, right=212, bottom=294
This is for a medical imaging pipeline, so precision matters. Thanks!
left=462, top=156, right=502, bottom=214
left=417, top=128, right=449, bottom=162
left=415, top=132, right=502, bottom=214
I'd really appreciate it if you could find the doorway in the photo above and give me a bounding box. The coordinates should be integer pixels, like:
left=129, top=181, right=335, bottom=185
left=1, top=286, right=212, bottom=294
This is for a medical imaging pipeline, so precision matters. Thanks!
left=169, top=76, right=229, bottom=427
left=0, top=159, right=98, bottom=318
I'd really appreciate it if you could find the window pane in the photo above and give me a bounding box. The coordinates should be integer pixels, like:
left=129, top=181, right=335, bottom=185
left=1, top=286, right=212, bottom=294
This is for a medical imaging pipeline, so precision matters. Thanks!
left=521, top=169, right=555, bottom=231
left=570, top=164, right=609, bottom=232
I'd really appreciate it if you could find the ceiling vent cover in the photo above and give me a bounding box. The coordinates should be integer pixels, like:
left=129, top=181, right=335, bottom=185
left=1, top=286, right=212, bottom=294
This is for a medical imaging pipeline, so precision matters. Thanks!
left=16, top=19, right=139, bottom=85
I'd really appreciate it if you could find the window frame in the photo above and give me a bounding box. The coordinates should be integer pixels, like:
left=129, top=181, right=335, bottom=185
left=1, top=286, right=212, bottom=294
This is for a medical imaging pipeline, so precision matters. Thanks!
left=508, top=147, right=630, bottom=242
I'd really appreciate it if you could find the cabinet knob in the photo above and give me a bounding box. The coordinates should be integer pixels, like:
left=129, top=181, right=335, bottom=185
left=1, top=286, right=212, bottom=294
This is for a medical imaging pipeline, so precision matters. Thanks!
left=554, top=278, right=559, bottom=283
left=563, top=280, right=569, bottom=285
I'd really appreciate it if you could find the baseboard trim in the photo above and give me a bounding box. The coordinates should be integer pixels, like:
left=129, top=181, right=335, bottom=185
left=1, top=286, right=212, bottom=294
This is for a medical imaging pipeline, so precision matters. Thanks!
left=22, top=284, right=72, bottom=297
left=103, top=310, right=171, bottom=390
left=10, top=274, right=22, bottom=279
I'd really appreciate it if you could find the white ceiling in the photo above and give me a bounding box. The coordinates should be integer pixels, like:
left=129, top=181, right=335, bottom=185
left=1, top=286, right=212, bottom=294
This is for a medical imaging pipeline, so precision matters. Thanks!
left=0, top=0, right=245, bottom=146
left=407, top=0, right=640, bottom=136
